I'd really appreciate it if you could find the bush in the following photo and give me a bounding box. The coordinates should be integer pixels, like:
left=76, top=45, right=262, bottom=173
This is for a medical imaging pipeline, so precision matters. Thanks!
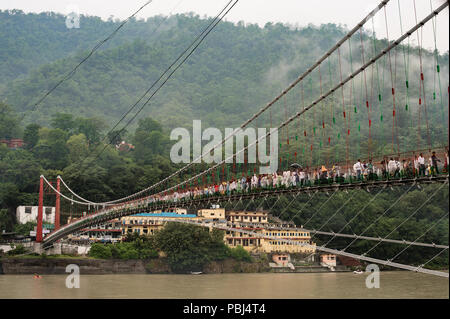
left=153, top=223, right=232, bottom=273
left=7, top=244, right=26, bottom=256
left=88, top=243, right=112, bottom=259
left=139, top=248, right=158, bottom=259
left=229, top=245, right=252, bottom=262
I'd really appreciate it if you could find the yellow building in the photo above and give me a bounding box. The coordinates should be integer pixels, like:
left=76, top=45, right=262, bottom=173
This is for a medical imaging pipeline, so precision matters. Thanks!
left=153, top=208, right=188, bottom=215
left=118, top=207, right=316, bottom=255
left=197, top=207, right=226, bottom=220
left=120, top=212, right=200, bottom=236
left=226, top=211, right=268, bottom=224
left=225, top=226, right=315, bottom=254
left=260, top=228, right=316, bottom=253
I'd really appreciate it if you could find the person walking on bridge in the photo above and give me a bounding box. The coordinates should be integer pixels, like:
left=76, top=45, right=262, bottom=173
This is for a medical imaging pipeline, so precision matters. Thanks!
left=353, top=159, right=362, bottom=180
left=431, top=151, right=441, bottom=175
left=418, top=153, right=425, bottom=176
left=388, top=158, right=397, bottom=177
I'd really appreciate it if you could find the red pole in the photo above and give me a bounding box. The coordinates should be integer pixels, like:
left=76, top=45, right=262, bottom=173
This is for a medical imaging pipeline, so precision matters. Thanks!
left=36, top=175, right=44, bottom=243
left=55, top=176, right=60, bottom=230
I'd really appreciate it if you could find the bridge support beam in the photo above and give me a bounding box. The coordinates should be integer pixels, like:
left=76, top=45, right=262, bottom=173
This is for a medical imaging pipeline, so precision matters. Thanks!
left=55, top=176, right=60, bottom=231
left=36, top=175, right=44, bottom=243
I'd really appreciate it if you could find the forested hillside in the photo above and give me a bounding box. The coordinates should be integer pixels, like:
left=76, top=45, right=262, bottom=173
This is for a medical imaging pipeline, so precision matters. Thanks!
left=1, top=10, right=353, bottom=130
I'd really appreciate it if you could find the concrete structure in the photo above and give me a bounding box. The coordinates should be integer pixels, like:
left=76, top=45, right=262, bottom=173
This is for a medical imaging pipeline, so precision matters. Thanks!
left=16, top=206, right=55, bottom=224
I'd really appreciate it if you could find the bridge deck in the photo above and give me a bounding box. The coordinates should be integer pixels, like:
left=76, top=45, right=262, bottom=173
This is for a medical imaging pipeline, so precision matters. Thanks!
left=43, top=175, right=448, bottom=246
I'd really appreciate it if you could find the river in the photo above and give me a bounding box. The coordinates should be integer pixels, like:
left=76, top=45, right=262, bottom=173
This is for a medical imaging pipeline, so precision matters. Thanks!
left=0, top=272, right=447, bottom=298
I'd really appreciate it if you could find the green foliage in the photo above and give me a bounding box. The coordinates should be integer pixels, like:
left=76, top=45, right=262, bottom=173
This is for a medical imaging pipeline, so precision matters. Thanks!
left=88, top=243, right=112, bottom=259
left=229, top=245, right=252, bottom=262
left=13, top=221, right=36, bottom=236
left=153, top=223, right=230, bottom=272
left=0, top=102, right=21, bottom=139
left=51, top=113, right=76, bottom=133
left=7, top=244, right=26, bottom=255
left=88, top=235, right=158, bottom=260
left=0, top=208, right=14, bottom=233
left=23, top=124, right=41, bottom=149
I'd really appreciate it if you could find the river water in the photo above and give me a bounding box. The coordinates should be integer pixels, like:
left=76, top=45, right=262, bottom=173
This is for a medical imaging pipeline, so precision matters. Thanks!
left=0, top=272, right=447, bottom=298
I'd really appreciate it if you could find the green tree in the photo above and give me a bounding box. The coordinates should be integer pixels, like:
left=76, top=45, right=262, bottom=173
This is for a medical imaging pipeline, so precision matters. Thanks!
left=0, top=102, right=21, bottom=139
left=33, top=127, right=68, bottom=169
left=66, top=133, right=88, bottom=163
left=88, top=243, right=112, bottom=259
left=0, top=208, right=14, bottom=233
left=76, top=117, right=106, bottom=145
left=14, top=221, right=36, bottom=236
left=229, top=245, right=252, bottom=262
left=50, top=113, right=76, bottom=133
left=23, top=123, right=41, bottom=149
left=154, top=223, right=229, bottom=272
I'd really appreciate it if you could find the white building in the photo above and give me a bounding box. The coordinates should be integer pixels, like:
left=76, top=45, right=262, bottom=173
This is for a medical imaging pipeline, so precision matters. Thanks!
left=16, top=206, right=55, bottom=224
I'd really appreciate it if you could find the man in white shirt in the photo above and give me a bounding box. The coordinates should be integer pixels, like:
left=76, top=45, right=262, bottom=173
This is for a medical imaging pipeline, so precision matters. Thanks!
left=353, top=159, right=362, bottom=180
left=299, top=170, right=306, bottom=186
left=388, top=158, right=397, bottom=177
left=414, top=156, right=419, bottom=176
left=418, top=153, right=425, bottom=176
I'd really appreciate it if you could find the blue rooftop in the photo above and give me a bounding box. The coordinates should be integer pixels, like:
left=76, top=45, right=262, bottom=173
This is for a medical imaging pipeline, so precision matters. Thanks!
left=130, top=212, right=197, bottom=218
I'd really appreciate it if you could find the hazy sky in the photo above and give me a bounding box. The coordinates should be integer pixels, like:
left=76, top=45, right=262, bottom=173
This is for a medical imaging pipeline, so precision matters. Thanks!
left=1, top=0, right=449, bottom=52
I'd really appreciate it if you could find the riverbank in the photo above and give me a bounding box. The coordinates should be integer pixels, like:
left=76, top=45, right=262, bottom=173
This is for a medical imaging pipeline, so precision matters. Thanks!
left=0, top=257, right=271, bottom=274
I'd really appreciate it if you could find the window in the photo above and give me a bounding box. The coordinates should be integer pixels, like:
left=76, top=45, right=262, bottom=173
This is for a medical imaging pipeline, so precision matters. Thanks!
left=25, top=207, right=32, bottom=214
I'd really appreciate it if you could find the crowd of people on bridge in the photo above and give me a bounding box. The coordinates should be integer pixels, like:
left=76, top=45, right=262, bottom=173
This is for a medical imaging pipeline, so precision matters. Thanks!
left=139, top=149, right=448, bottom=205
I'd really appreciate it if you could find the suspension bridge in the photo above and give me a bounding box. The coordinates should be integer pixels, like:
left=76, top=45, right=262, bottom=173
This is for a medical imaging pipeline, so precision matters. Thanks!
left=28, top=0, right=449, bottom=279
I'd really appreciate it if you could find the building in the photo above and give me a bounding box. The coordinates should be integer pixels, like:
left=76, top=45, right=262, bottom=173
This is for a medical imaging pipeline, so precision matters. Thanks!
left=0, top=138, right=24, bottom=149
left=16, top=206, right=55, bottom=224
left=197, top=206, right=226, bottom=221
left=223, top=210, right=315, bottom=254
left=113, top=206, right=316, bottom=256
left=116, top=141, right=135, bottom=152
left=226, top=210, right=268, bottom=224
left=320, top=254, right=337, bottom=270
left=120, top=212, right=200, bottom=236
left=225, top=226, right=315, bottom=254
left=154, top=208, right=188, bottom=215
left=272, top=253, right=291, bottom=266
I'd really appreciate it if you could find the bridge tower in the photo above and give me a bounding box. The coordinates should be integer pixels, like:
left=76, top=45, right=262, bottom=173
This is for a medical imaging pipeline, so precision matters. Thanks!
left=36, top=175, right=44, bottom=242
left=55, top=176, right=61, bottom=231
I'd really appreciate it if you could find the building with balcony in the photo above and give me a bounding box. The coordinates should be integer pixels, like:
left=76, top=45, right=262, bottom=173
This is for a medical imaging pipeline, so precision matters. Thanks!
left=224, top=226, right=315, bottom=254
left=120, top=212, right=200, bottom=236
left=197, top=206, right=226, bottom=221
left=226, top=210, right=269, bottom=224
